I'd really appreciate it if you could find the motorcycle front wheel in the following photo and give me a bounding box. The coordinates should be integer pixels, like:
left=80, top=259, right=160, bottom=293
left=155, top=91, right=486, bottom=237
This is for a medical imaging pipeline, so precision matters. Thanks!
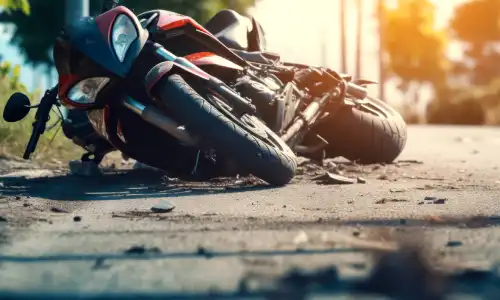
left=153, top=74, right=297, bottom=186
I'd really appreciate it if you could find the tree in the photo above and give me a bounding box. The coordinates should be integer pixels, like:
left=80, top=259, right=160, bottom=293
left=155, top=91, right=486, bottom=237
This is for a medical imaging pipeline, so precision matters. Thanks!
left=449, top=0, right=500, bottom=85
left=380, top=0, right=449, bottom=107
left=0, top=0, right=256, bottom=69
left=0, top=0, right=29, bottom=14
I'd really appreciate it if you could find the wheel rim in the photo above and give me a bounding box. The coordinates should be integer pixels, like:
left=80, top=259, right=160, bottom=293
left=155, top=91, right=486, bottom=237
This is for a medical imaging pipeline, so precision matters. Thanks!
left=207, top=94, right=287, bottom=152
left=240, top=114, right=287, bottom=152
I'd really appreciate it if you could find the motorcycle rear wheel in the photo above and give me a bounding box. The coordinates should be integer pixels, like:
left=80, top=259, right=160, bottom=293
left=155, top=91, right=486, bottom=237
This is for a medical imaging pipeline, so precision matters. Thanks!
left=154, top=74, right=297, bottom=186
left=317, top=96, right=407, bottom=164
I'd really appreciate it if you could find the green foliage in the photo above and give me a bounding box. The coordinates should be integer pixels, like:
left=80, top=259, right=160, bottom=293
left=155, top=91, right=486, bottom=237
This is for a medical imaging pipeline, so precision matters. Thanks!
left=0, top=0, right=30, bottom=14
left=381, top=0, right=449, bottom=89
left=425, top=0, right=500, bottom=125
left=426, top=87, right=487, bottom=125
left=0, top=0, right=256, bottom=68
left=0, top=61, right=82, bottom=159
left=380, top=0, right=449, bottom=121
left=449, top=0, right=500, bottom=45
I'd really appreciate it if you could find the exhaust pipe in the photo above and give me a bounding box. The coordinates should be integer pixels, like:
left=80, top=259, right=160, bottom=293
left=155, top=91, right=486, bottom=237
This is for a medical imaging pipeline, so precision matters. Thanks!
left=122, top=97, right=197, bottom=146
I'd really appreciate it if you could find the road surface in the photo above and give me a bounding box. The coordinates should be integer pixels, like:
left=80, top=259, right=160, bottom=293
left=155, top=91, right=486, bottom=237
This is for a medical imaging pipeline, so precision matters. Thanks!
left=1, top=125, right=500, bottom=298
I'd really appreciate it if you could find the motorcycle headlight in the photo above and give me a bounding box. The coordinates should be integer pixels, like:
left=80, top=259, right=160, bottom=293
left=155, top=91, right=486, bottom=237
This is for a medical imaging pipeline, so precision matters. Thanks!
left=111, top=14, right=138, bottom=62
left=67, top=77, right=110, bottom=105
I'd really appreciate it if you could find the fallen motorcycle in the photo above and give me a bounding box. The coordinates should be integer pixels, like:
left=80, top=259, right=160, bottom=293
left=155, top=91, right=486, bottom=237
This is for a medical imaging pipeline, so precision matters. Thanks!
left=2, top=1, right=407, bottom=184
left=1, top=0, right=298, bottom=186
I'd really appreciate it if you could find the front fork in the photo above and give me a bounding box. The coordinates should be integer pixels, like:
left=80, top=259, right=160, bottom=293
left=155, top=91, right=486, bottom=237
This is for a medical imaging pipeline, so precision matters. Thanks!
left=149, top=42, right=256, bottom=115
left=120, top=42, right=260, bottom=146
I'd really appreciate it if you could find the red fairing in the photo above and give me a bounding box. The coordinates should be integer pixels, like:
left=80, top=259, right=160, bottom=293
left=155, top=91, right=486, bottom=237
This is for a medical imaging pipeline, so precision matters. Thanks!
left=157, top=10, right=214, bottom=36
left=95, top=6, right=139, bottom=45
left=184, top=52, right=243, bottom=70
left=58, top=74, right=87, bottom=109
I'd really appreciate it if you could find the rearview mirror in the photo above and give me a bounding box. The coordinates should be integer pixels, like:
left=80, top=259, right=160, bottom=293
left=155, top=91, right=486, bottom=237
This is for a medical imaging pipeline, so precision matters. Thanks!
left=3, top=92, right=31, bottom=122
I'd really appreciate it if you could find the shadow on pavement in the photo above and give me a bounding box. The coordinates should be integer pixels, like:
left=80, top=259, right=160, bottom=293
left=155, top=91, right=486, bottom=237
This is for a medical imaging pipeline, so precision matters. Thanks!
left=0, top=169, right=274, bottom=201
left=0, top=247, right=372, bottom=263
left=0, top=247, right=498, bottom=299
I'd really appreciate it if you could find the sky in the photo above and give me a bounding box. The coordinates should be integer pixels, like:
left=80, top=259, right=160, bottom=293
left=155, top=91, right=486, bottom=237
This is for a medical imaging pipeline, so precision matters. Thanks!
left=0, top=0, right=466, bottom=108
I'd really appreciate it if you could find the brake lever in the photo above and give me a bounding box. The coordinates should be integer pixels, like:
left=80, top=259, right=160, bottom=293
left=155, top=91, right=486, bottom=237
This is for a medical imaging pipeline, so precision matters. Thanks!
left=23, top=86, right=59, bottom=160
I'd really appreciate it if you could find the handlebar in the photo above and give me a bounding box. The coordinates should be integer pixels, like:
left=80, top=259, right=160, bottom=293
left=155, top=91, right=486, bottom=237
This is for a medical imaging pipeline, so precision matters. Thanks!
left=23, top=86, right=58, bottom=160
left=346, top=82, right=368, bottom=100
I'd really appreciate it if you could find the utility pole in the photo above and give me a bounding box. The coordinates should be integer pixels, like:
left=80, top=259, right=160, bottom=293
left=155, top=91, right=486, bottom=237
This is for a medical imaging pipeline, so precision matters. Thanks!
left=340, top=0, right=347, bottom=73
left=355, top=0, right=362, bottom=79
left=65, top=0, right=89, bottom=25
left=377, top=0, right=386, bottom=101
left=320, top=26, right=328, bottom=67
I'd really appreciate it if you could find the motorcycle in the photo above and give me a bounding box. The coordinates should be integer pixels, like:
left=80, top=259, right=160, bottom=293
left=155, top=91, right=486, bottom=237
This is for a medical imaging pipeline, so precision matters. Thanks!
left=2, top=0, right=407, bottom=184
left=1, top=0, right=297, bottom=186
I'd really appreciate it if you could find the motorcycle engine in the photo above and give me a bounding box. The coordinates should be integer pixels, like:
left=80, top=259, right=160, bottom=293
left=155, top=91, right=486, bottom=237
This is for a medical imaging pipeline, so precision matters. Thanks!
left=233, top=75, right=282, bottom=125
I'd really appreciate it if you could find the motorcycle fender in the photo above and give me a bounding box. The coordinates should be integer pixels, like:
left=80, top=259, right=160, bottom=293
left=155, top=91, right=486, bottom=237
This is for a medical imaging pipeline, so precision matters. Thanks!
left=144, top=61, right=210, bottom=96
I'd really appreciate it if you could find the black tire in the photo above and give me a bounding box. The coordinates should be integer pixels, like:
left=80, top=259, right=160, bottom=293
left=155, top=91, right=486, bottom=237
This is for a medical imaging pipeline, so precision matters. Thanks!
left=318, top=96, right=407, bottom=164
left=155, top=74, right=297, bottom=186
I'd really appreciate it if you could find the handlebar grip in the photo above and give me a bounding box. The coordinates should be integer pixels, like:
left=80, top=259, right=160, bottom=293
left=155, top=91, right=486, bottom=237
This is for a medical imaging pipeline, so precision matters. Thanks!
left=346, top=82, right=368, bottom=100
left=23, top=122, right=42, bottom=160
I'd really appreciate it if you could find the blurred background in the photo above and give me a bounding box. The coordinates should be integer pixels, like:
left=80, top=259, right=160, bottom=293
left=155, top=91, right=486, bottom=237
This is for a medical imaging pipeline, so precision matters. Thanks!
left=0, top=0, right=498, bottom=159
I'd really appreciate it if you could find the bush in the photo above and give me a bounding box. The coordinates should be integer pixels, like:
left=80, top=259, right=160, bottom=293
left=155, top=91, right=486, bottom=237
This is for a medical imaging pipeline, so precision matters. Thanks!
left=0, top=61, right=82, bottom=160
left=426, top=85, right=488, bottom=125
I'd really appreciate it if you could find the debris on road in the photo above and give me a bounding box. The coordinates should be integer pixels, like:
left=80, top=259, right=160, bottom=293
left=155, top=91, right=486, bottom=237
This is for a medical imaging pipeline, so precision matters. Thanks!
left=433, top=198, right=448, bottom=204
left=163, top=176, right=181, bottom=184
left=324, top=161, right=337, bottom=170
left=73, top=216, right=82, bottom=222
left=123, top=245, right=162, bottom=255
left=313, top=172, right=355, bottom=185
left=91, top=258, right=111, bottom=270
left=402, top=175, right=444, bottom=181
left=50, top=207, right=69, bottom=213
left=396, top=159, right=424, bottom=164
left=375, top=198, right=409, bottom=204
left=377, top=174, right=390, bottom=180
left=446, top=240, right=463, bottom=248
left=356, top=176, right=367, bottom=184
left=151, top=200, right=176, bottom=213
left=0, top=216, right=7, bottom=222
left=423, top=196, right=447, bottom=204
left=293, top=231, right=309, bottom=245
left=196, top=245, right=214, bottom=259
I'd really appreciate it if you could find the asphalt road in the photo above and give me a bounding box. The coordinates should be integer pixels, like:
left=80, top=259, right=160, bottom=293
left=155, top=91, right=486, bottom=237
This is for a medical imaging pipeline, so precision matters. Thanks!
left=1, top=125, right=500, bottom=298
